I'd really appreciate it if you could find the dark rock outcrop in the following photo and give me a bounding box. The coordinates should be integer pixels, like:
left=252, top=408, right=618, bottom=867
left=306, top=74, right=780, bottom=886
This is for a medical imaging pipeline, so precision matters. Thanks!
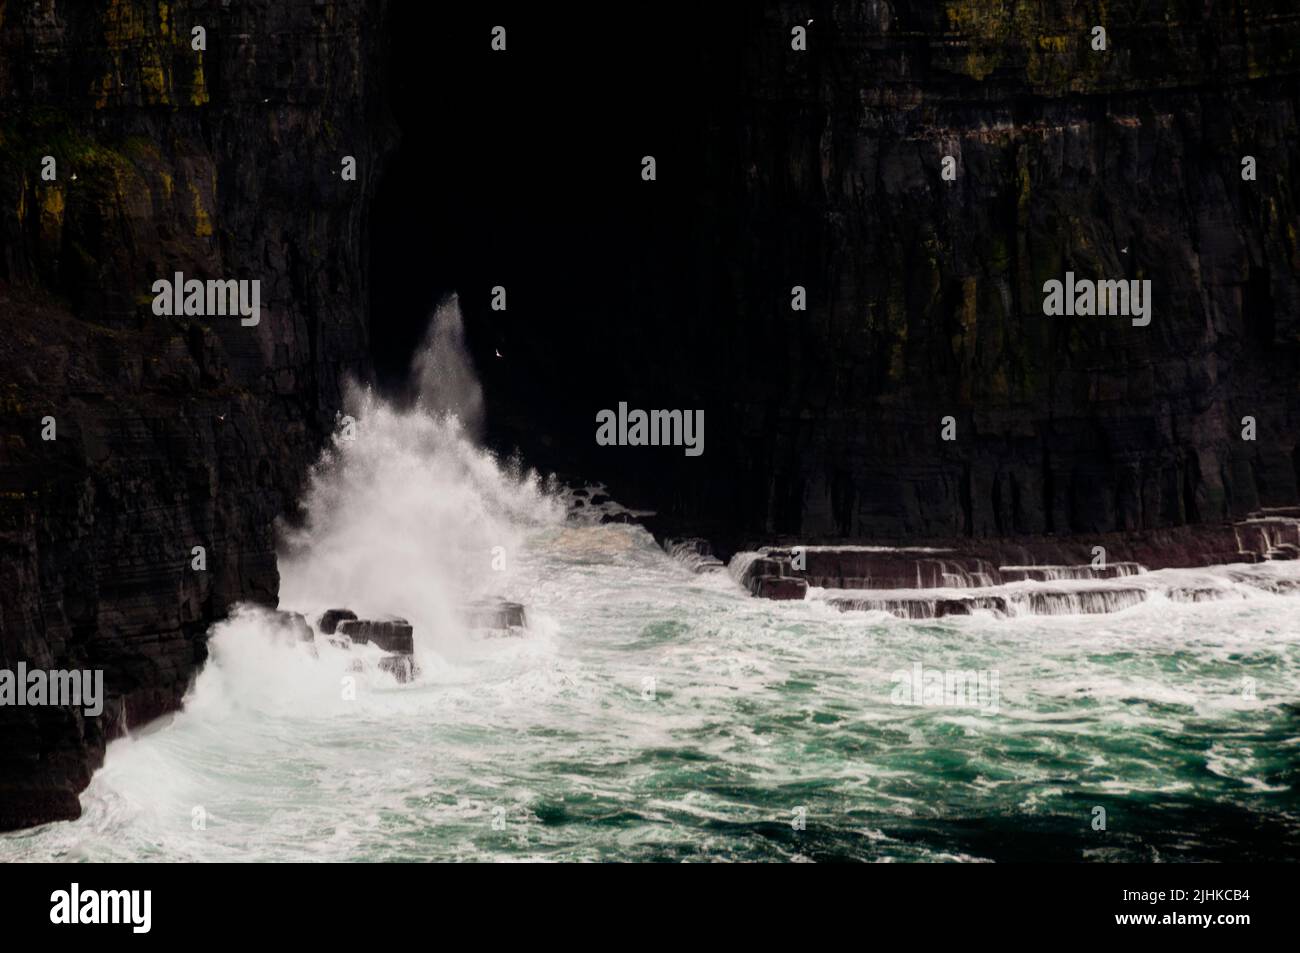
left=661, top=537, right=725, bottom=572
left=330, top=612, right=417, bottom=683
left=0, top=0, right=395, bottom=830
left=337, top=617, right=413, bottom=655
left=736, top=513, right=1300, bottom=595
left=318, top=608, right=358, bottom=636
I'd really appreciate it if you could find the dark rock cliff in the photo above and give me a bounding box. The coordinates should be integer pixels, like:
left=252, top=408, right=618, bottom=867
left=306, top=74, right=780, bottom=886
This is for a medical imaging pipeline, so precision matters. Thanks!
left=389, top=2, right=1299, bottom=550
left=0, top=0, right=393, bottom=829
left=712, top=0, right=1300, bottom=544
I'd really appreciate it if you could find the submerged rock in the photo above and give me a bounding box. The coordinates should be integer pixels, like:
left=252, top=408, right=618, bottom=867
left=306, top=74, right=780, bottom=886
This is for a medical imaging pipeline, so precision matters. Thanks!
left=1226, top=570, right=1300, bottom=595
left=755, top=577, right=808, bottom=600
left=828, top=586, right=1149, bottom=618
left=377, top=655, right=416, bottom=684
left=828, top=594, right=1009, bottom=619
left=461, top=598, right=528, bottom=636
left=1006, top=588, right=1147, bottom=616
left=268, top=610, right=314, bottom=642
left=347, top=653, right=418, bottom=683
left=1168, top=587, right=1240, bottom=603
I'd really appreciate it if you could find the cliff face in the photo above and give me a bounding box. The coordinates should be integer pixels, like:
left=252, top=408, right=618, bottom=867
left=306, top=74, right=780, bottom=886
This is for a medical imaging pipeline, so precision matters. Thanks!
left=712, top=0, right=1300, bottom=542
left=402, top=2, right=1299, bottom=548
left=0, top=0, right=393, bottom=829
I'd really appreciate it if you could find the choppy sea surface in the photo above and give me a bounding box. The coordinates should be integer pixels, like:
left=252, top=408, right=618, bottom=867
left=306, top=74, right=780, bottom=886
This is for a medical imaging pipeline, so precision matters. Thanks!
left=5, top=512, right=1299, bottom=860
left=4, top=303, right=1298, bottom=863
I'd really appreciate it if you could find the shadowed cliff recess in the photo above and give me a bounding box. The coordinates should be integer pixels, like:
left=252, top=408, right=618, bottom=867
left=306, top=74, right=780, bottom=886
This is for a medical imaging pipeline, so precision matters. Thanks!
left=368, top=3, right=743, bottom=515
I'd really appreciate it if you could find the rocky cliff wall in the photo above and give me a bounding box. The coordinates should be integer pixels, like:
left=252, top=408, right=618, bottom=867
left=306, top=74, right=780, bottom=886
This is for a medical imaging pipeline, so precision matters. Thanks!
left=715, top=0, right=1300, bottom=541
left=0, top=0, right=393, bottom=830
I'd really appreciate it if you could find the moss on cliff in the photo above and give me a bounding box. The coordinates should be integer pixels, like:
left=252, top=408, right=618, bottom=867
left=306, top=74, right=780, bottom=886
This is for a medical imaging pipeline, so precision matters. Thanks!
left=188, top=178, right=213, bottom=238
